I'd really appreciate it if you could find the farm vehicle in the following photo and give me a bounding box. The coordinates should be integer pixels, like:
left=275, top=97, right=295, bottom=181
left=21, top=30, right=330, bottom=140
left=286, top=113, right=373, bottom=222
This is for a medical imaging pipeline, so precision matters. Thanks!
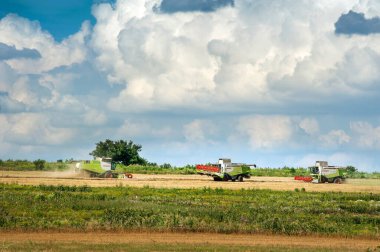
left=196, top=158, right=256, bottom=182
left=295, top=161, right=347, bottom=184
left=78, top=158, right=133, bottom=179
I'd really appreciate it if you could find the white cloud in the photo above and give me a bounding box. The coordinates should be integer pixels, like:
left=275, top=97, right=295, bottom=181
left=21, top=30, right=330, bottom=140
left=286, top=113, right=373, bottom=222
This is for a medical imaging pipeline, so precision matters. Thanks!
left=0, top=14, right=89, bottom=74
left=117, top=119, right=174, bottom=139
left=319, top=129, right=351, bottom=147
left=183, top=119, right=217, bottom=142
left=237, top=115, right=292, bottom=149
left=83, top=109, right=107, bottom=126
left=0, top=61, right=16, bottom=92
left=299, top=118, right=319, bottom=135
left=350, top=121, right=380, bottom=149
left=3, top=113, right=75, bottom=145
left=88, top=0, right=380, bottom=113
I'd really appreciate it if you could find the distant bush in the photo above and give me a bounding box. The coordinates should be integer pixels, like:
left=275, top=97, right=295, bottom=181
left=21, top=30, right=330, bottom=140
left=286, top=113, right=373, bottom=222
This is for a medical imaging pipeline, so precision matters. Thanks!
left=0, top=159, right=68, bottom=171
left=33, top=159, right=46, bottom=170
left=252, top=167, right=309, bottom=177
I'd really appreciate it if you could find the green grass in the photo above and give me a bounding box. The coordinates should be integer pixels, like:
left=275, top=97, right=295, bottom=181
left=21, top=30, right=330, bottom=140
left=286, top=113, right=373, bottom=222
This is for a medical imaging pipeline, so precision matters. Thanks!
left=0, top=159, right=68, bottom=171
left=0, top=184, right=379, bottom=238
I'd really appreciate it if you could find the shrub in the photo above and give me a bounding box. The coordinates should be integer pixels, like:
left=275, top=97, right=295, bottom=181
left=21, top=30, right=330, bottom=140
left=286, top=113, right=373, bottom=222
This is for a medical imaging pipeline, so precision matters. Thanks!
left=33, top=159, right=46, bottom=170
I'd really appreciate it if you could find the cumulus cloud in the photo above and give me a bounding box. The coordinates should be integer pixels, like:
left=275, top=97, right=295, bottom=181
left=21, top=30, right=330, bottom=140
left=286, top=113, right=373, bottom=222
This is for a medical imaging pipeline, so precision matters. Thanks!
left=0, top=14, right=90, bottom=74
left=0, top=92, right=25, bottom=113
left=183, top=119, right=217, bottom=142
left=237, top=115, right=292, bottom=149
left=117, top=119, right=174, bottom=139
left=89, top=0, right=380, bottom=114
left=299, top=118, right=319, bottom=135
left=2, top=113, right=75, bottom=146
left=350, top=121, right=380, bottom=149
left=319, top=129, right=351, bottom=147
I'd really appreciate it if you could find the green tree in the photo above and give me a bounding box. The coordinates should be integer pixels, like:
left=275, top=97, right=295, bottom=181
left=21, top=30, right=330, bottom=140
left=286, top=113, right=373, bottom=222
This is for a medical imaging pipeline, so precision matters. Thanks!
left=33, top=159, right=46, bottom=170
left=89, top=139, right=147, bottom=166
left=346, top=165, right=357, bottom=173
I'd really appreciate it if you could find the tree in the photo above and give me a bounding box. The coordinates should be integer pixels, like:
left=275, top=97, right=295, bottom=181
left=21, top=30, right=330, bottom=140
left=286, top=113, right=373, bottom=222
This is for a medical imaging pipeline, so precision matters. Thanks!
left=346, top=165, right=357, bottom=174
left=89, top=139, right=147, bottom=166
left=33, top=159, right=46, bottom=170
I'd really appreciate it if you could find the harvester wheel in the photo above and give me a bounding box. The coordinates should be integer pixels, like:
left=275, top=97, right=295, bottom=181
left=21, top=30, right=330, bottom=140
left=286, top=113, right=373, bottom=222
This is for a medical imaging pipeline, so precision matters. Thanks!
left=320, top=176, right=327, bottom=183
left=238, top=176, right=244, bottom=182
left=126, top=173, right=133, bottom=179
left=333, top=177, right=342, bottom=184
left=104, top=171, right=113, bottom=178
left=213, top=177, right=222, bottom=181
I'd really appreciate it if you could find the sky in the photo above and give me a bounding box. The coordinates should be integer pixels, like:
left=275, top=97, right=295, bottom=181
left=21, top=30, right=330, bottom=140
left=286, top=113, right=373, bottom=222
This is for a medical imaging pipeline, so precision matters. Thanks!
left=1, top=0, right=380, bottom=171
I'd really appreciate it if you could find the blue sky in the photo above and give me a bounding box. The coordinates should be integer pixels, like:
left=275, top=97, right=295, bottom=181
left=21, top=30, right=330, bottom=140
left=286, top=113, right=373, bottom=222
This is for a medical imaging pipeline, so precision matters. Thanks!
left=1, top=0, right=380, bottom=171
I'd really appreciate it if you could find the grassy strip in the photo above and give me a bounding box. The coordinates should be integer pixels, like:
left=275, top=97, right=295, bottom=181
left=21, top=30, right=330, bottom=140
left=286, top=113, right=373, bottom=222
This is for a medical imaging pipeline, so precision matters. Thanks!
left=1, top=184, right=379, bottom=237
left=0, top=160, right=68, bottom=171
left=0, top=241, right=373, bottom=252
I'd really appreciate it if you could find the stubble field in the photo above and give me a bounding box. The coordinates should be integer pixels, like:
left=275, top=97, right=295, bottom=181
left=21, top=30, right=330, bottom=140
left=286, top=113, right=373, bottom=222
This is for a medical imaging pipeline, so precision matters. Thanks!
left=1, top=170, right=379, bottom=193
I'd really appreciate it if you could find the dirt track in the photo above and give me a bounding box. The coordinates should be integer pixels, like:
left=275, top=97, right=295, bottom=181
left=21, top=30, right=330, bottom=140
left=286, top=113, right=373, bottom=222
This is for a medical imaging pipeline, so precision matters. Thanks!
left=1, top=171, right=380, bottom=193
left=1, top=231, right=379, bottom=250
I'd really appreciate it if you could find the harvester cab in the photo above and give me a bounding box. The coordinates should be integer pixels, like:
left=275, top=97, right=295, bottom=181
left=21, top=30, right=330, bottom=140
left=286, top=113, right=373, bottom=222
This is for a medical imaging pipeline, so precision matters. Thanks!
left=100, top=157, right=115, bottom=170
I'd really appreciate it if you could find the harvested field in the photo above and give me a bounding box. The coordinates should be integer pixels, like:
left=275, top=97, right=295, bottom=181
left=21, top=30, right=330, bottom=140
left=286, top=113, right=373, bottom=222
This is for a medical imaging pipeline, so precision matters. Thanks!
left=1, top=231, right=379, bottom=252
left=1, top=170, right=379, bottom=193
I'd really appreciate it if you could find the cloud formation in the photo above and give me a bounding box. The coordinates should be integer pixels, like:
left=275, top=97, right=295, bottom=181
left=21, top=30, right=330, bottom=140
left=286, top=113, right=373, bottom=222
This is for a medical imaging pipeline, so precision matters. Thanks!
left=1, top=0, right=380, bottom=171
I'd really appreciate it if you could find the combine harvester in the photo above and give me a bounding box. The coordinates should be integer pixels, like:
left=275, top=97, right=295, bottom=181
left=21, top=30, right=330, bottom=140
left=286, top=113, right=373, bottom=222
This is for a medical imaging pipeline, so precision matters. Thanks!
left=295, top=161, right=347, bottom=184
left=79, top=158, right=133, bottom=179
left=196, top=158, right=256, bottom=182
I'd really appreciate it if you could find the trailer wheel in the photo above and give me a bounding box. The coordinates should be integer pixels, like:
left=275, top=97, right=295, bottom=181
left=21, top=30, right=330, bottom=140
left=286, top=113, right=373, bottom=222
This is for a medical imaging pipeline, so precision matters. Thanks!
left=238, top=176, right=244, bottom=182
left=126, top=173, right=133, bottom=179
left=333, top=177, right=342, bottom=184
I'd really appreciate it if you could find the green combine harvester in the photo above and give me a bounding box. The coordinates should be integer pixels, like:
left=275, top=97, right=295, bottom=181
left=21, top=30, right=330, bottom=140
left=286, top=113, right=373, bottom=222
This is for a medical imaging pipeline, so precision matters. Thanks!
left=309, top=161, right=347, bottom=183
left=79, top=158, right=133, bottom=179
left=196, top=158, right=255, bottom=182
left=295, top=161, right=347, bottom=183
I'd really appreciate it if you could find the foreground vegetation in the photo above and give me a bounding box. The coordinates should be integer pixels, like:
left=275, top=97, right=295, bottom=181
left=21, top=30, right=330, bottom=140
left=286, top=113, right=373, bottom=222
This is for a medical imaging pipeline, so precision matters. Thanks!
left=0, top=184, right=379, bottom=238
